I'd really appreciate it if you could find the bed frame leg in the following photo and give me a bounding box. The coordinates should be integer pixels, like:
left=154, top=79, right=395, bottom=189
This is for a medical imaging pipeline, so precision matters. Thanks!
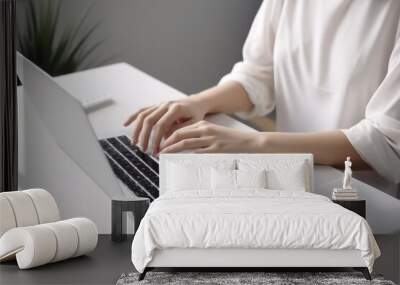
left=354, top=267, right=371, bottom=280
left=138, top=268, right=148, bottom=281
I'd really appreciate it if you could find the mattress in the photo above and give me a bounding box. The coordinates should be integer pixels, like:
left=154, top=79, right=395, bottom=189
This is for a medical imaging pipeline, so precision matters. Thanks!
left=131, top=190, right=380, bottom=272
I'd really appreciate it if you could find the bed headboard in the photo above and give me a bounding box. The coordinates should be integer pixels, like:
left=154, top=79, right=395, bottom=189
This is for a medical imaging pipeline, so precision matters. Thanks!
left=159, top=153, right=314, bottom=195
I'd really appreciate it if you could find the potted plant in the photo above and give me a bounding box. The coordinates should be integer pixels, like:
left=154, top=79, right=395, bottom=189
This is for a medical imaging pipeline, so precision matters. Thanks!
left=18, top=0, right=105, bottom=76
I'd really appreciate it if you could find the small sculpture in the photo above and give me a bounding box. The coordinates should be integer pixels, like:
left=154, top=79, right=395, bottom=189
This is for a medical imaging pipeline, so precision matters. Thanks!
left=343, top=156, right=352, bottom=190
left=332, top=157, right=358, bottom=200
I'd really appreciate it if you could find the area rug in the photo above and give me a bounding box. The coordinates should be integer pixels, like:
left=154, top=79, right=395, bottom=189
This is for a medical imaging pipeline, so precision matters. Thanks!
left=116, top=271, right=396, bottom=285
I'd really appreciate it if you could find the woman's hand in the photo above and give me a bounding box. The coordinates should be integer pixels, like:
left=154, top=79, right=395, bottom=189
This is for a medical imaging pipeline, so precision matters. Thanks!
left=160, top=121, right=263, bottom=154
left=124, top=98, right=208, bottom=154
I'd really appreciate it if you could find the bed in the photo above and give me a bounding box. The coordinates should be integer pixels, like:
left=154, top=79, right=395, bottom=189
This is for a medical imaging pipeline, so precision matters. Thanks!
left=131, top=154, right=380, bottom=280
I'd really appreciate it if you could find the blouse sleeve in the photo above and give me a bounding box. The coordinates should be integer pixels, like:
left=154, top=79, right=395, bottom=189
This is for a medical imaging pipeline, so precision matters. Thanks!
left=343, top=30, right=400, bottom=183
left=219, top=0, right=283, bottom=119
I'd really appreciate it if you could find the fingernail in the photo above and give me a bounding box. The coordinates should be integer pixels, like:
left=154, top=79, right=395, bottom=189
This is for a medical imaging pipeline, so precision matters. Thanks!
left=152, top=147, right=159, bottom=156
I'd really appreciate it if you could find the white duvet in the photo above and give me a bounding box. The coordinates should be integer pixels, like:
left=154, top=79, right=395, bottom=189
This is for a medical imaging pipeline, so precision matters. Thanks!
left=131, top=190, right=380, bottom=273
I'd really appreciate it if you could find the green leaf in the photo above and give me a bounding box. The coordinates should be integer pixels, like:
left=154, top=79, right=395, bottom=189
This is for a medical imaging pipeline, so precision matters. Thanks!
left=76, top=38, right=106, bottom=65
left=67, top=21, right=101, bottom=64
left=81, top=53, right=119, bottom=70
left=49, top=31, right=72, bottom=73
left=69, top=2, right=96, bottom=45
left=48, top=1, right=61, bottom=51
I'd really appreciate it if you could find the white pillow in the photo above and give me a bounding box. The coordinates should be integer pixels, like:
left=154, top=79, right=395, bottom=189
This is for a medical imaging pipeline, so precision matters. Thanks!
left=211, top=168, right=236, bottom=190
left=167, top=163, right=210, bottom=191
left=211, top=168, right=267, bottom=190
left=166, top=160, right=235, bottom=192
left=238, top=159, right=309, bottom=191
left=236, top=169, right=267, bottom=189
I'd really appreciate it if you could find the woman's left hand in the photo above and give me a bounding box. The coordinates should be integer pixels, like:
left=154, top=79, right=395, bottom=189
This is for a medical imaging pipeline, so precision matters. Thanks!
left=159, top=121, right=263, bottom=154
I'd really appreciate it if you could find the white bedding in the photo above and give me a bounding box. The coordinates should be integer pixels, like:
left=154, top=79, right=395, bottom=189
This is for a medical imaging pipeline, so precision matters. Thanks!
left=131, top=190, right=380, bottom=273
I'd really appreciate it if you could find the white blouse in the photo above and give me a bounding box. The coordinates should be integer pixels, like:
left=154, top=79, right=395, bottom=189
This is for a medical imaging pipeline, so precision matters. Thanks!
left=220, top=0, right=400, bottom=183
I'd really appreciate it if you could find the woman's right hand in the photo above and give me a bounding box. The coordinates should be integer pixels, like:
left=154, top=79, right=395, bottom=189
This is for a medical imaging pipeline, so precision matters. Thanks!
left=123, top=97, right=208, bottom=155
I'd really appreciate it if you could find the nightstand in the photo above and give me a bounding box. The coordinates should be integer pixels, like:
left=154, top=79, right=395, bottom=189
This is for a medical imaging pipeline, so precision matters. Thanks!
left=332, top=199, right=366, bottom=218
left=112, top=197, right=150, bottom=242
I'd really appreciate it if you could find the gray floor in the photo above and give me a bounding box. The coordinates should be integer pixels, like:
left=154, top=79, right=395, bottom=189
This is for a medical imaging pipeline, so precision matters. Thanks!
left=1, top=235, right=398, bottom=285
left=0, top=235, right=133, bottom=285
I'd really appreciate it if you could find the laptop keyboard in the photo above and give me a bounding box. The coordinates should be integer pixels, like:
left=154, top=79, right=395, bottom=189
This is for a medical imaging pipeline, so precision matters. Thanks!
left=99, top=135, right=159, bottom=201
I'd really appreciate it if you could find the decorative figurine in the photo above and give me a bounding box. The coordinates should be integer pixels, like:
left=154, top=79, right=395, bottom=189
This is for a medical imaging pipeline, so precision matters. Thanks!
left=343, top=156, right=352, bottom=190
left=332, top=156, right=358, bottom=200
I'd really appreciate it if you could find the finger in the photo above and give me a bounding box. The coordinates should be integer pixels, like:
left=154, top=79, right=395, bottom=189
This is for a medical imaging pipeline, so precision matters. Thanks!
left=131, top=106, right=158, bottom=145
left=162, top=120, right=211, bottom=147
left=164, top=119, right=196, bottom=139
left=161, top=127, right=203, bottom=150
left=193, top=145, right=219, bottom=154
left=160, top=137, right=213, bottom=154
left=151, top=108, right=189, bottom=154
left=124, top=106, right=153, bottom=126
left=138, top=105, right=169, bottom=152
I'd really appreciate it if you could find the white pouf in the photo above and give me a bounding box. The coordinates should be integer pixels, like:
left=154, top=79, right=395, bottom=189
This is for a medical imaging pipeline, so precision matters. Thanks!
left=0, top=189, right=98, bottom=269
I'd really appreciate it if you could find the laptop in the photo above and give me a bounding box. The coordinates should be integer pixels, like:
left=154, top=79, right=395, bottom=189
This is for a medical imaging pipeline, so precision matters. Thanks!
left=17, top=53, right=159, bottom=202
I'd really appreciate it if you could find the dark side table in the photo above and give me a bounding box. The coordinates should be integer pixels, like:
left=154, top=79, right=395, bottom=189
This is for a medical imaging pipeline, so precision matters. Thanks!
left=111, top=197, right=150, bottom=242
left=332, top=199, right=366, bottom=218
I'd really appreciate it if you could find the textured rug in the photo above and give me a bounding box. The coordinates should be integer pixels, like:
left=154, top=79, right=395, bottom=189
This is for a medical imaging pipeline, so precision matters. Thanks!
left=116, top=271, right=396, bottom=285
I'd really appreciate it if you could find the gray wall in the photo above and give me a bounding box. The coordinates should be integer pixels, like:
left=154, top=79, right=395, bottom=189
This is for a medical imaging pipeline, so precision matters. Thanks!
left=19, top=0, right=262, bottom=94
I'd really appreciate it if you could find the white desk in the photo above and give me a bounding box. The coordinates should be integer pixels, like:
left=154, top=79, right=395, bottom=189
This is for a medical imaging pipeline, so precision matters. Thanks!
left=18, top=63, right=400, bottom=234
